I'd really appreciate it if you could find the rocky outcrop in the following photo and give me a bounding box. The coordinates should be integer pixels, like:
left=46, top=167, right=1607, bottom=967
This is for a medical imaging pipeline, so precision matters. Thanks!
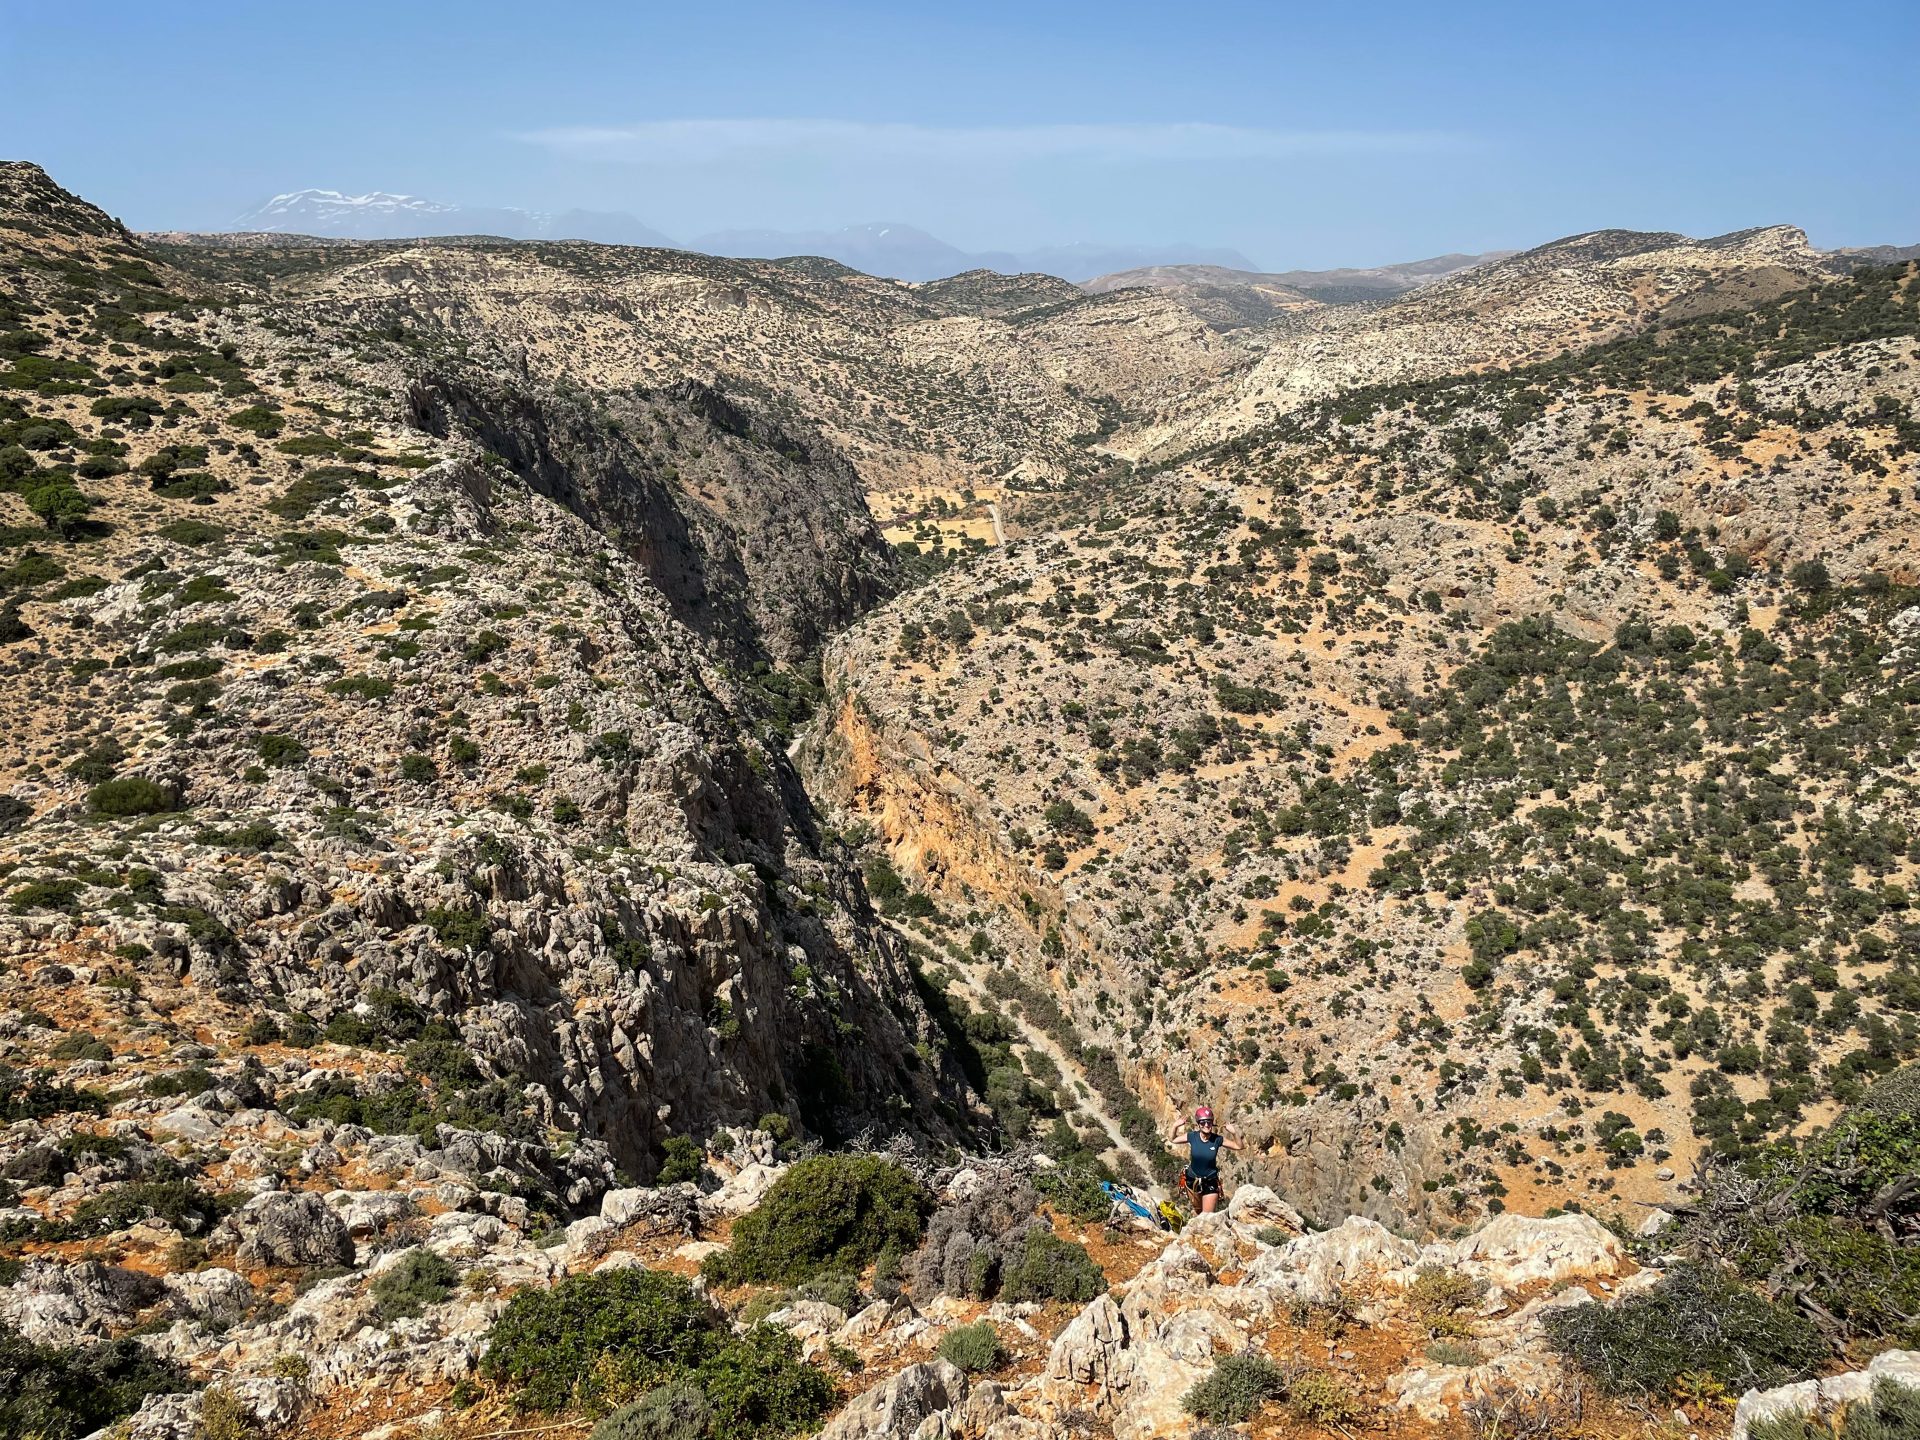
left=406, top=375, right=896, bottom=662
left=1732, top=1350, right=1920, bottom=1440
left=819, top=1359, right=970, bottom=1439
left=1420, top=1211, right=1627, bottom=1289
left=225, top=1192, right=355, bottom=1269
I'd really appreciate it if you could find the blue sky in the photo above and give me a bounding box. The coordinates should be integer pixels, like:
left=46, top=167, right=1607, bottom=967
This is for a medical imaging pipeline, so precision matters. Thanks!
left=4, top=0, right=1914, bottom=268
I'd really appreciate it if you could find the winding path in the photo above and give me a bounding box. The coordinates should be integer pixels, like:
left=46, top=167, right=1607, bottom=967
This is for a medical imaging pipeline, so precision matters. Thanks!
left=949, top=957, right=1160, bottom=1188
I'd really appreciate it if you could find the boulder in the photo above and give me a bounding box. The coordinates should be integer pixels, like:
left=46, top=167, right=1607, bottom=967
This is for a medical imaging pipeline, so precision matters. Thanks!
left=1733, top=1350, right=1920, bottom=1440
left=699, top=1160, right=785, bottom=1219
left=820, top=1359, right=969, bottom=1439
left=230, top=1191, right=354, bottom=1268
left=1635, top=1208, right=1675, bottom=1238
left=1112, top=1310, right=1244, bottom=1440
left=95, top=1378, right=306, bottom=1440
left=0, top=1259, right=164, bottom=1343
left=601, top=1181, right=700, bottom=1232
left=767, top=1299, right=850, bottom=1361
left=1046, top=1292, right=1132, bottom=1392
left=838, top=1295, right=918, bottom=1347
left=1241, top=1215, right=1419, bottom=1305
left=163, top=1266, right=254, bottom=1326
left=325, top=1188, right=417, bottom=1238
left=1226, top=1184, right=1306, bottom=1234
left=562, top=1214, right=617, bottom=1261
left=1431, top=1212, right=1627, bottom=1288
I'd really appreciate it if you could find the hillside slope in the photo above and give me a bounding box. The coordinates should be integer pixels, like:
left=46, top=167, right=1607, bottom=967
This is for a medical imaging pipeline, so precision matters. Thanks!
left=809, top=258, right=1920, bottom=1226
left=0, top=159, right=980, bottom=1208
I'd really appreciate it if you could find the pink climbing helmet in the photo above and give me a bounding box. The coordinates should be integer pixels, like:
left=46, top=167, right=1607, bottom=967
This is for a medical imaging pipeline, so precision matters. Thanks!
left=1194, top=1105, right=1214, bottom=1127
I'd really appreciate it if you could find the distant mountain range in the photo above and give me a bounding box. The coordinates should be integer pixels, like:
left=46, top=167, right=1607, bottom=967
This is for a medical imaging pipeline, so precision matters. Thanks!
left=1080, top=251, right=1519, bottom=308
left=229, top=190, right=677, bottom=247
left=218, top=189, right=1910, bottom=292
left=219, top=190, right=1255, bottom=282
left=692, top=223, right=1258, bottom=283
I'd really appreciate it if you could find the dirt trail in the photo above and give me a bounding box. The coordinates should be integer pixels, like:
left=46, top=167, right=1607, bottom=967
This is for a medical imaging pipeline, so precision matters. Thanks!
left=949, top=957, right=1161, bottom=1188
left=987, top=501, right=1006, bottom=547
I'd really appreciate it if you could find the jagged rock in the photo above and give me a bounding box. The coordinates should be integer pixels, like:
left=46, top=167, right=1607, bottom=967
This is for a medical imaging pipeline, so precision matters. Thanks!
left=96, top=1378, right=306, bottom=1440
left=1241, top=1215, right=1420, bottom=1305
left=1732, top=1349, right=1920, bottom=1440
left=1114, top=1312, right=1245, bottom=1440
left=326, top=1188, right=418, bottom=1238
left=0, top=1260, right=164, bottom=1343
left=820, top=1359, right=969, bottom=1439
left=562, top=1213, right=617, bottom=1261
left=602, top=1181, right=701, bottom=1232
left=153, top=1104, right=225, bottom=1143
left=767, top=1299, right=850, bottom=1361
left=1423, top=1212, right=1627, bottom=1287
left=1635, top=1208, right=1675, bottom=1238
left=1046, top=1292, right=1131, bottom=1391
left=948, top=1380, right=1008, bottom=1436
left=1387, top=1287, right=1596, bottom=1420
left=227, top=1191, right=355, bottom=1268
left=699, top=1160, right=785, bottom=1218
left=839, top=1295, right=919, bottom=1347
left=163, top=1266, right=254, bottom=1325
left=1225, top=1184, right=1306, bottom=1234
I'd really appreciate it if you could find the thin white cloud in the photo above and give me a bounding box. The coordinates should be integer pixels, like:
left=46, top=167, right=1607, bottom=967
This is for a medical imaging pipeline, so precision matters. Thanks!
left=512, top=118, right=1466, bottom=164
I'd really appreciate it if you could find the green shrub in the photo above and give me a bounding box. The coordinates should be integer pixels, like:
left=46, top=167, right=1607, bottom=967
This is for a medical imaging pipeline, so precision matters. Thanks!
left=1425, top=1339, right=1484, bottom=1368
left=687, top=1326, right=833, bottom=1438
left=1684, top=1108, right=1920, bottom=1346
left=936, top=1321, right=1004, bottom=1374
left=370, top=1247, right=458, bottom=1321
left=9, top=879, right=84, bottom=915
left=736, top=1290, right=798, bottom=1328
left=590, top=1383, right=713, bottom=1440
left=0, top=1321, right=193, bottom=1440
left=657, top=1135, right=704, bottom=1186
left=797, top=1272, right=862, bottom=1313
left=1544, top=1264, right=1825, bottom=1397
left=1034, top=1165, right=1110, bottom=1223
left=158, top=518, right=227, bottom=547
left=87, top=777, right=174, bottom=816
left=143, top=1066, right=215, bottom=1097
left=1407, top=1265, right=1489, bottom=1336
left=1183, top=1352, right=1285, bottom=1424
left=0, top=1067, right=107, bottom=1121
left=63, top=1179, right=222, bottom=1239
left=999, top=1225, right=1106, bottom=1303
left=1285, top=1368, right=1362, bottom=1425
left=481, top=1268, right=830, bottom=1434
left=1858, top=1064, right=1920, bottom=1119
left=48, top=1031, right=112, bottom=1061
left=255, top=733, right=306, bottom=767
left=25, top=481, right=93, bottom=535
left=193, top=1383, right=258, bottom=1440
left=482, top=1267, right=724, bottom=1412
left=424, top=906, right=489, bottom=950
left=324, top=675, right=394, bottom=700
left=227, top=405, right=283, bottom=437
left=702, top=1155, right=930, bottom=1286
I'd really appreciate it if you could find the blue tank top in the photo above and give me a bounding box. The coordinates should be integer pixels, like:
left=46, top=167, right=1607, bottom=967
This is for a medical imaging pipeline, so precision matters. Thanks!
left=1186, top=1129, right=1224, bottom=1180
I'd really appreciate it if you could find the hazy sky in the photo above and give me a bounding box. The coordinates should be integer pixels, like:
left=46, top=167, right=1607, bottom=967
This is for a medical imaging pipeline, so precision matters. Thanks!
left=5, top=0, right=1914, bottom=268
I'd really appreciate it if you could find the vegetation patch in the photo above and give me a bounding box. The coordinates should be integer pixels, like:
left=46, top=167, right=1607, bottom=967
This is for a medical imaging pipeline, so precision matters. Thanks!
left=1544, top=1263, right=1825, bottom=1398
left=481, top=1267, right=831, bottom=1435
left=702, top=1154, right=930, bottom=1286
